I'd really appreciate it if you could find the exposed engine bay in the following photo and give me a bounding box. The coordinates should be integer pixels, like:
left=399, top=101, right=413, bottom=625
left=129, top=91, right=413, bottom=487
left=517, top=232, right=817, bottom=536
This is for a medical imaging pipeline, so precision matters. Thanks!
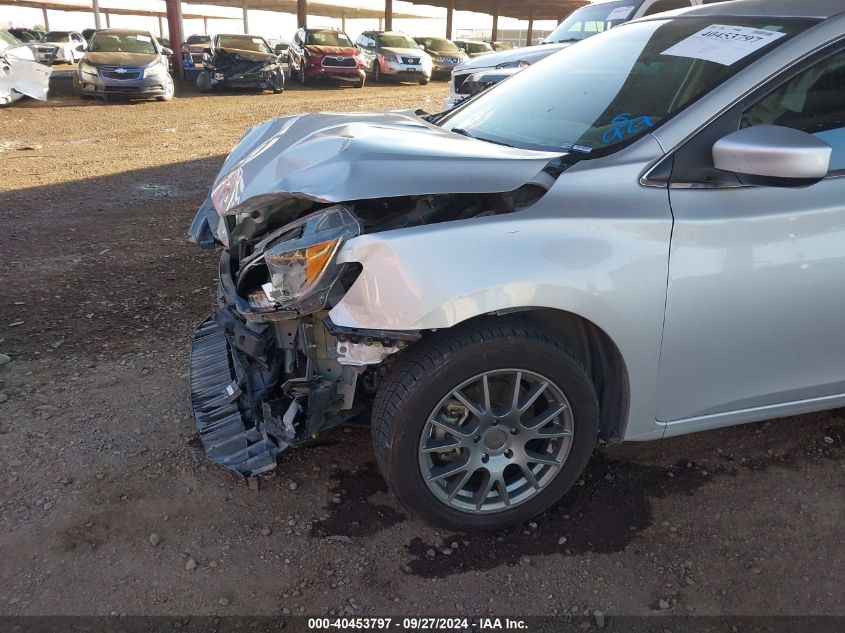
left=198, top=47, right=284, bottom=93
left=188, top=110, right=570, bottom=476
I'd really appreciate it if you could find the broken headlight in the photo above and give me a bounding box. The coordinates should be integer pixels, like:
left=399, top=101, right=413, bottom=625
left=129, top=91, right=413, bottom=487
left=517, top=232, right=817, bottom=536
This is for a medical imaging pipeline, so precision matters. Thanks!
left=251, top=205, right=360, bottom=314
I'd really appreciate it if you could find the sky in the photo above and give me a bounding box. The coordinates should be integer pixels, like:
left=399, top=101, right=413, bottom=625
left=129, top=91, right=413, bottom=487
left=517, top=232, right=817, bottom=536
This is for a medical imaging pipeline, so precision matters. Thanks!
left=1, top=0, right=563, bottom=41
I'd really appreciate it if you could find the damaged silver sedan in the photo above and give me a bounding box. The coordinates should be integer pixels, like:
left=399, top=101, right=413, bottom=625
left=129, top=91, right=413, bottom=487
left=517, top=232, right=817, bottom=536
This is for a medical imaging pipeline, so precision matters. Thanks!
left=189, top=1, right=845, bottom=530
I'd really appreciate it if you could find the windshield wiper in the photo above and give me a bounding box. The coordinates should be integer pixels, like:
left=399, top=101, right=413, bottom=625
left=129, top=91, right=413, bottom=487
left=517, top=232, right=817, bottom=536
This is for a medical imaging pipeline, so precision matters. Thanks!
left=451, top=127, right=475, bottom=139
left=451, top=127, right=515, bottom=148
left=554, top=38, right=581, bottom=43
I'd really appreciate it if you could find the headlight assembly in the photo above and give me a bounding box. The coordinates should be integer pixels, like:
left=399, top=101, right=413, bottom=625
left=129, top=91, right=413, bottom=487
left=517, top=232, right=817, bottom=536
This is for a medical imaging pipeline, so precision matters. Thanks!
left=79, top=61, right=98, bottom=77
left=495, top=60, right=529, bottom=70
left=145, top=63, right=166, bottom=77
left=247, top=205, right=361, bottom=314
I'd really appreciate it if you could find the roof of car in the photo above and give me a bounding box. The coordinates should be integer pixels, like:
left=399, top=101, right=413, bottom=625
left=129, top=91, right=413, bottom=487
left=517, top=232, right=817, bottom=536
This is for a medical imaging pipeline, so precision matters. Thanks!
left=95, top=29, right=153, bottom=35
left=672, top=0, right=845, bottom=19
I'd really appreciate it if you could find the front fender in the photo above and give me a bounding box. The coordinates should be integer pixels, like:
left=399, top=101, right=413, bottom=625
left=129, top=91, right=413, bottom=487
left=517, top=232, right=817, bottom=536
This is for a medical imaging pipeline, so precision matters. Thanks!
left=328, top=197, right=671, bottom=442
left=330, top=213, right=662, bottom=337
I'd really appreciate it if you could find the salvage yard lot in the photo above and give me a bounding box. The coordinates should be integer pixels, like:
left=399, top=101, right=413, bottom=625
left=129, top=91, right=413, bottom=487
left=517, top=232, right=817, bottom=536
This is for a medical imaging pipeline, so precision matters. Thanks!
left=0, top=74, right=843, bottom=617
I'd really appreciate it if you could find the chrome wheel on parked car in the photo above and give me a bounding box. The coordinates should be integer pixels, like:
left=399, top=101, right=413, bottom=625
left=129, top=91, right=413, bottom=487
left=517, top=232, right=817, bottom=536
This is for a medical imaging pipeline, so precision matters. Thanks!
left=419, top=369, right=573, bottom=513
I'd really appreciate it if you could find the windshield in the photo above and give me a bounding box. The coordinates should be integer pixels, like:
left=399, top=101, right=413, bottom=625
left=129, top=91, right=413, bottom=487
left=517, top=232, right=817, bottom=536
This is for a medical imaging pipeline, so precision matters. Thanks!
left=545, top=0, right=641, bottom=43
left=417, top=37, right=459, bottom=52
left=0, top=31, right=21, bottom=50
left=306, top=30, right=353, bottom=47
left=377, top=34, right=419, bottom=49
left=465, top=42, right=493, bottom=53
left=45, top=31, right=71, bottom=43
left=89, top=33, right=157, bottom=54
left=186, top=35, right=210, bottom=45
left=441, top=17, right=815, bottom=155
left=217, top=35, right=272, bottom=53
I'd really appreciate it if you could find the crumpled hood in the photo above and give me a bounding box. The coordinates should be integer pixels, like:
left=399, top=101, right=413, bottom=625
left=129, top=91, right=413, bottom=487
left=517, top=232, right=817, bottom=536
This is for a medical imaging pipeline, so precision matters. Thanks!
left=1, top=48, right=52, bottom=103
left=455, top=42, right=572, bottom=72
left=84, top=52, right=158, bottom=67
left=210, top=110, right=563, bottom=217
left=216, top=47, right=275, bottom=63
left=306, top=45, right=357, bottom=57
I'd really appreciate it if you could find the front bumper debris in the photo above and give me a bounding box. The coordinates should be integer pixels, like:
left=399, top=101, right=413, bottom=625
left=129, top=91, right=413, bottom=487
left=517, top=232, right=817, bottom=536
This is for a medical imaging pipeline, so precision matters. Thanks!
left=189, top=316, right=282, bottom=476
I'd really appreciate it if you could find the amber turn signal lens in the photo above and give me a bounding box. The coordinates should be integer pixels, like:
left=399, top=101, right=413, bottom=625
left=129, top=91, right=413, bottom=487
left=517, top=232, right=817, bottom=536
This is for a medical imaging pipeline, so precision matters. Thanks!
left=305, top=239, right=341, bottom=286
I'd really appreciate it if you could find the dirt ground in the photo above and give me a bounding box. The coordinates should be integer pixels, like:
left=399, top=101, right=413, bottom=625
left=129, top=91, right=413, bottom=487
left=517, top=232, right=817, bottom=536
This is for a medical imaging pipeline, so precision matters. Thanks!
left=0, top=69, right=843, bottom=619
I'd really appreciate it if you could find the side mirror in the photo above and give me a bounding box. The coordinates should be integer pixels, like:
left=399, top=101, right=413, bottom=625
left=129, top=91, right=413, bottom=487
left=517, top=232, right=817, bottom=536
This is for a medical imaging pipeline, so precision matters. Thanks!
left=75, top=44, right=85, bottom=52
left=713, top=125, right=831, bottom=187
left=161, top=47, right=173, bottom=56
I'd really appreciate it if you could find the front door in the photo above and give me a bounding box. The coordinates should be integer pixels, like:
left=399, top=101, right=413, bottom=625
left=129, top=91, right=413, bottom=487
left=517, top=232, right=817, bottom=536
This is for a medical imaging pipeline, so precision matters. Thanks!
left=657, top=44, right=845, bottom=423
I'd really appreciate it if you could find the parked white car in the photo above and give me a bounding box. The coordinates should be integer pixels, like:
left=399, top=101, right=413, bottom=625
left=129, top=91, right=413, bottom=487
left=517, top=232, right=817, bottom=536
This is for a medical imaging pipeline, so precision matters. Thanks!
left=43, top=30, right=87, bottom=64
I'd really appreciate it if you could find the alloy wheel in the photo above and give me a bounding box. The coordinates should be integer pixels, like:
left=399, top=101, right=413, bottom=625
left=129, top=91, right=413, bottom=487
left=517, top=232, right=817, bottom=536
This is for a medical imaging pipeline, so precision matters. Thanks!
left=418, top=369, right=573, bottom=514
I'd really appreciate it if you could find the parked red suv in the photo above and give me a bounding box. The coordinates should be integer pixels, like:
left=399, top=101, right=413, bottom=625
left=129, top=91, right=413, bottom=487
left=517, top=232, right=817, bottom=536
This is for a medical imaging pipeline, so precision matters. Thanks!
left=289, top=27, right=366, bottom=88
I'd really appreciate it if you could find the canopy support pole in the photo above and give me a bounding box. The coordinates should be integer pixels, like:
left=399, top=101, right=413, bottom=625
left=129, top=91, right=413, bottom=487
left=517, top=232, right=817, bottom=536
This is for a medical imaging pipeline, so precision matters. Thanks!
left=445, top=0, right=453, bottom=39
left=92, top=0, right=101, bottom=29
left=526, top=10, right=534, bottom=47
left=242, top=0, right=249, bottom=33
left=491, top=7, right=498, bottom=43
left=297, top=0, right=307, bottom=28
left=384, top=0, right=392, bottom=31
left=165, top=0, right=184, bottom=78
left=104, top=11, right=110, bottom=27
left=42, top=7, right=50, bottom=30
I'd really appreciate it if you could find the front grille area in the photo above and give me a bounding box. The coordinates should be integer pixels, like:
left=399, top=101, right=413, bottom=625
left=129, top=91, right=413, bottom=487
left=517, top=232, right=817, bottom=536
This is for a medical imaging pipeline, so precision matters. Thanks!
left=100, top=66, right=142, bottom=80
left=401, top=56, right=420, bottom=65
left=322, top=56, right=356, bottom=68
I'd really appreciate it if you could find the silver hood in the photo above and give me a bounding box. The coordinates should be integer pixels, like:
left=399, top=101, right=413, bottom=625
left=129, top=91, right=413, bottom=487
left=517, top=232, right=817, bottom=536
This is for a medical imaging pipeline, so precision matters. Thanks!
left=209, top=110, right=563, bottom=217
left=454, top=42, right=572, bottom=73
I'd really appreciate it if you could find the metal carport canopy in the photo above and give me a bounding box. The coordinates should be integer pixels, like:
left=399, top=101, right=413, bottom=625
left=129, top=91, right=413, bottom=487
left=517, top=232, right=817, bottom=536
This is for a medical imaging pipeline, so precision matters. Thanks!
left=405, top=0, right=588, bottom=43
left=407, top=0, right=588, bottom=21
left=0, top=0, right=237, bottom=21
left=180, top=0, right=430, bottom=22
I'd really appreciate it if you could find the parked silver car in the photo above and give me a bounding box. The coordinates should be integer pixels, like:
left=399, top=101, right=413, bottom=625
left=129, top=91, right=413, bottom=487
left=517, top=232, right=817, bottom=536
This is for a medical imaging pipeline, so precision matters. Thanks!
left=356, top=30, right=432, bottom=84
left=189, top=0, right=845, bottom=530
left=446, top=0, right=710, bottom=109
left=74, top=29, right=174, bottom=101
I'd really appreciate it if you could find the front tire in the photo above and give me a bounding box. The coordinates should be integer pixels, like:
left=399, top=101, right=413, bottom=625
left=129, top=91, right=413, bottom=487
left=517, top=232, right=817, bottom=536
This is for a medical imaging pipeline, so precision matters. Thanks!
left=272, top=68, right=285, bottom=93
left=372, top=60, right=382, bottom=83
left=196, top=70, right=213, bottom=93
left=372, top=319, right=599, bottom=531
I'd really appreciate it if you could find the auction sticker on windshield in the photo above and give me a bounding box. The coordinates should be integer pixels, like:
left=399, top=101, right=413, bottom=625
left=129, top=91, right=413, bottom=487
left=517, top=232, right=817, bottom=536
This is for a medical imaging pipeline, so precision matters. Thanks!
left=661, top=24, right=785, bottom=66
left=606, top=6, right=635, bottom=21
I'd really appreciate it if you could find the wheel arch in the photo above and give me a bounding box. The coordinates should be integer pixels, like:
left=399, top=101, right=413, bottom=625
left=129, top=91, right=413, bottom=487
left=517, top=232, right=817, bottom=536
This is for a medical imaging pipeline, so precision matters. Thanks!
left=429, top=308, right=630, bottom=444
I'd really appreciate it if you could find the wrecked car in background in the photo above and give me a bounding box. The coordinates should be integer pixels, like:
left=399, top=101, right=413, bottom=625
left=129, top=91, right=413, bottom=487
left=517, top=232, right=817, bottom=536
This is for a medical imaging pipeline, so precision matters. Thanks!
left=0, top=31, right=51, bottom=107
left=189, top=1, right=845, bottom=530
left=196, top=34, right=284, bottom=94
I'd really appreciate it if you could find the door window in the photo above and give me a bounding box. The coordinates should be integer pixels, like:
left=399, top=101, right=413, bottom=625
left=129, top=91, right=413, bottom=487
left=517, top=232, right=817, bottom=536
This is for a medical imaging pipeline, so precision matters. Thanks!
left=741, top=49, right=845, bottom=173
